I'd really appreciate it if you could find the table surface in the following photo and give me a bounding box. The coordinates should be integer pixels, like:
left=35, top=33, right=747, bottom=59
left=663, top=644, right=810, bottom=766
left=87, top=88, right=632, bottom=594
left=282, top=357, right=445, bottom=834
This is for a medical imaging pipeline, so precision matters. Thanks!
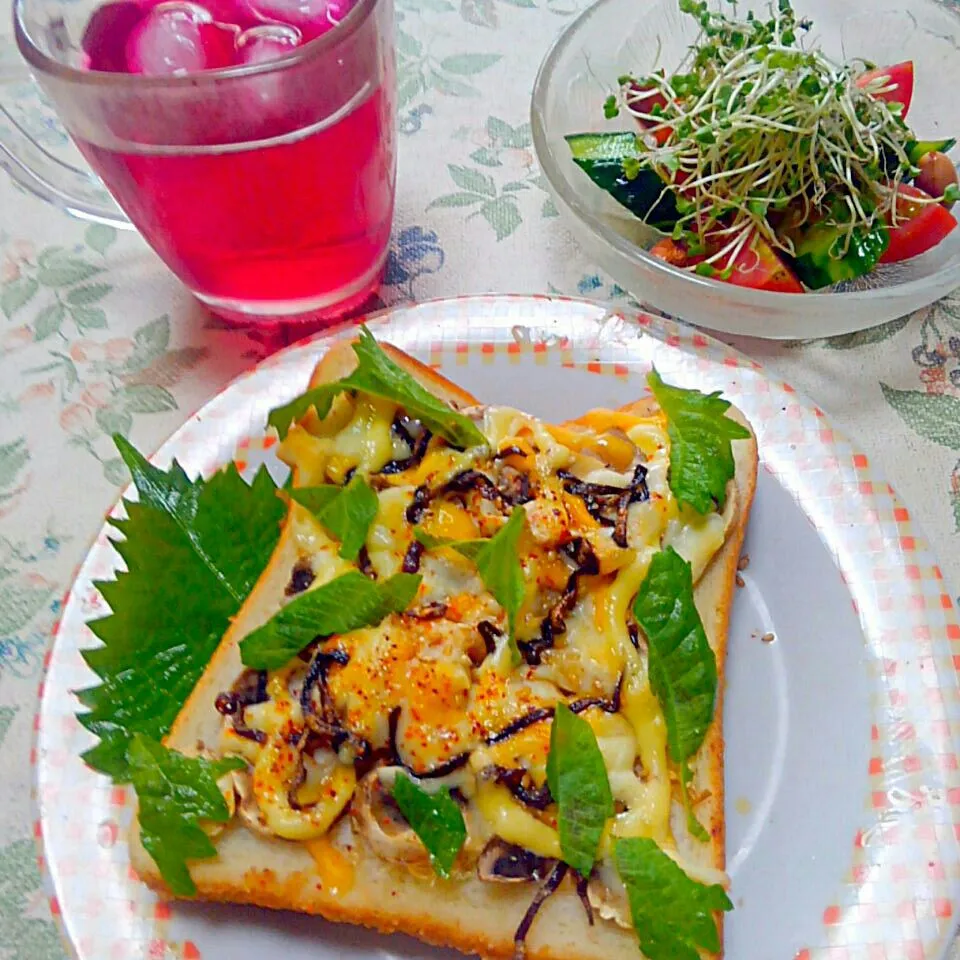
left=2, top=1, right=960, bottom=956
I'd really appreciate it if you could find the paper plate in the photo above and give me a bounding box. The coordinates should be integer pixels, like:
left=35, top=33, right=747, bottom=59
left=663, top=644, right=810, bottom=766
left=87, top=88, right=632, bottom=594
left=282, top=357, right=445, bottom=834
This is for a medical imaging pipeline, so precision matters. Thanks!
left=33, top=295, right=960, bottom=960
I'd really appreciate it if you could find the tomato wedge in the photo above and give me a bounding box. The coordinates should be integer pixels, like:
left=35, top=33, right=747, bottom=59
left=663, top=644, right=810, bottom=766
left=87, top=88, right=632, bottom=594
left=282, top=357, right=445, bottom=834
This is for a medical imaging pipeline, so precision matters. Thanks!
left=728, top=230, right=805, bottom=292
left=880, top=183, right=958, bottom=263
left=651, top=238, right=698, bottom=267
left=651, top=229, right=804, bottom=293
left=855, top=60, right=914, bottom=118
left=626, top=79, right=671, bottom=147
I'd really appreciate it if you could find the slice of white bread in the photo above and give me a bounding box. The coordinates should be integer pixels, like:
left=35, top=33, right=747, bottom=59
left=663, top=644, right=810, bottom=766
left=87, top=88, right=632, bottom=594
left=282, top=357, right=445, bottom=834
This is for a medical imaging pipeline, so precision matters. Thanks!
left=128, top=339, right=758, bottom=959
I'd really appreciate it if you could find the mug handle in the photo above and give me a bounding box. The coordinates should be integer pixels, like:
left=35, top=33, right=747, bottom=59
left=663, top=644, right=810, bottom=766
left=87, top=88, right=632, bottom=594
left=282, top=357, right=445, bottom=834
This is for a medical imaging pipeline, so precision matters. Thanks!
left=0, top=61, right=133, bottom=229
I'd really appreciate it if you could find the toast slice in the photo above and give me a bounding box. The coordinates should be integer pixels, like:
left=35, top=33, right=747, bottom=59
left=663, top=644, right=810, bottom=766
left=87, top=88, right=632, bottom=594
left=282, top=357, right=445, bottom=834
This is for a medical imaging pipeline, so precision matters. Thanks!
left=129, top=338, right=758, bottom=960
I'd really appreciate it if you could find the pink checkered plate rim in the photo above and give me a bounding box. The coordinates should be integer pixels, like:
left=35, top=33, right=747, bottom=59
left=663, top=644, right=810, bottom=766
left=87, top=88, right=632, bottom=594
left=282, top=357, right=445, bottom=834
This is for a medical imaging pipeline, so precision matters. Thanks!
left=33, top=295, right=960, bottom=960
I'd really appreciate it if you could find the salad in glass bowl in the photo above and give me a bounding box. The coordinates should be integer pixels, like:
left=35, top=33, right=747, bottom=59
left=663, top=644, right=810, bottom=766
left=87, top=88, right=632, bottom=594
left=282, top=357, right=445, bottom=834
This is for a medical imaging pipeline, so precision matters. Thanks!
left=566, top=0, right=957, bottom=295
left=532, top=0, right=960, bottom=337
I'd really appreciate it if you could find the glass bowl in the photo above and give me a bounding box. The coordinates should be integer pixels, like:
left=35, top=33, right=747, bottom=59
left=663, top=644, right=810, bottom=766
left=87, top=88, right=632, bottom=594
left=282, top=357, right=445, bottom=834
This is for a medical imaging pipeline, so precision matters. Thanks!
left=531, top=0, right=960, bottom=339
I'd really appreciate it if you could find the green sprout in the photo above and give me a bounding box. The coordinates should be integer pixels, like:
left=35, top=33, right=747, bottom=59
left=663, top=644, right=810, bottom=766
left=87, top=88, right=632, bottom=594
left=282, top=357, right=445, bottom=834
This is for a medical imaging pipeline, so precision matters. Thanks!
left=612, top=0, right=951, bottom=267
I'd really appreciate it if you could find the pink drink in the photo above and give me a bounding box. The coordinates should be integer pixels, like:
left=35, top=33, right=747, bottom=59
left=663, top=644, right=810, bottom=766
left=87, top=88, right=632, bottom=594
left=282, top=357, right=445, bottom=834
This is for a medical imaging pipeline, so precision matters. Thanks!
left=71, top=0, right=395, bottom=322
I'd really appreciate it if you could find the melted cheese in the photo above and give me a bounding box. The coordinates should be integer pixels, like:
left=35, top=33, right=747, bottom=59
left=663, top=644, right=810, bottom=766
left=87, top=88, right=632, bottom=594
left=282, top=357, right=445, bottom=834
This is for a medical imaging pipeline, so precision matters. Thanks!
left=253, top=744, right=356, bottom=841
left=663, top=502, right=729, bottom=582
left=233, top=665, right=359, bottom=841
left=614, top=658, right=671, bottom=841
left=327, top=615, right=477, bottom=771
left=553, top=590, right=620, bottom=690
left=301, top=392, right=357, bottom=438
left=278, top=426, right=332, bottom=488
left=575, top=409, right=660, bottom=433
left=225, top=392, right=735, bottom=880
left=366, top=487, right=414, bottom=579
left=219, top=727, right=261, bottom=764
left=549, top=553, right=651, bottom=693
left=277, top=396, right=399, bottom=484
left=469, top=665, right=559, bottom=784
left=487, top=408, right=573, bottom=476
left=388, top=447, right=481, bottom=489
left=478, top=723, right=552, bottom=778
left=625, top=415, right=670, bottom=460
left=306, top=835, right=356, bottom=895
left=580, top=706, right=671, bottom=845
left=289, top=506, right=353, bottom=584
left=329, top=395, right=398, bottom=476
left=424, top=501, right=481, bottom=541
left=242, top=664, right=305, bottom=737
left=474, top=782, right=561, bottom=860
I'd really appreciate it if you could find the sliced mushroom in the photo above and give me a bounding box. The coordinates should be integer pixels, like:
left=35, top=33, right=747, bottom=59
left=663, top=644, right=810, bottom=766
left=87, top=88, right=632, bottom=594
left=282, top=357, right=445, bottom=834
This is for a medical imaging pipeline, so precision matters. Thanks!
left=586, top=861, right=632, bottom=929
left=199, top=762, right=239, bottom=841
left=477, top=838, right=554, bottom=883
left=232, top=767, right=277, bottom=839
left=350, top=769, right=433, bottom=864
left=352, top=767, right=483, bottom=868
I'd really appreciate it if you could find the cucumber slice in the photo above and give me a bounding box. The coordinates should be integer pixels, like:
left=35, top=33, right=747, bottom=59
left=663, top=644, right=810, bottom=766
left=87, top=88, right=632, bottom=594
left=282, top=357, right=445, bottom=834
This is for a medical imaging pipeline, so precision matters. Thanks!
left=787, top=220, right=889, bottom=290
left=906, top=138, right=957, bottom=165
left=565, top=132, right=678, bottom=230
left=566, top=132, right=640, bottom=162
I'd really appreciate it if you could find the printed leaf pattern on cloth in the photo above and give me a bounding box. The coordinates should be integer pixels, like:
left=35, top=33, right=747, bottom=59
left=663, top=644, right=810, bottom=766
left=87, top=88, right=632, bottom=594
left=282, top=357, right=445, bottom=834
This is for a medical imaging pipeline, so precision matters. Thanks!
left=11, top=312, right=206, bottom=484
left=396, top=26, right=501, bottom=110
left=0, top=839, right=65, bottom=960
left=571, top=274, right=640, bottom=306
left=932, top=294, right=960, bottom=334
left=397, top=0, right=456, bottom=12
left=891, top=301, right=960, bottom=528
left=882, top=384, right=960, bottom=449
left=0, top=577, right=53, bottom=640
left=0, top=531, right=62, bottom=678
left=953, top=475, right=960, bottom=532
left=0, top=707, right=13, bottom=746
left=0, top=439, right=29, bottom=500
left=458, top=0, right=582, bottom=28
left=427, top=117, right=559, bottom=238
left=1, top=242, right=111, bottom=340
left=84, top=223, right=117, bottom=257
left=821, top=314, right=912, bottom=350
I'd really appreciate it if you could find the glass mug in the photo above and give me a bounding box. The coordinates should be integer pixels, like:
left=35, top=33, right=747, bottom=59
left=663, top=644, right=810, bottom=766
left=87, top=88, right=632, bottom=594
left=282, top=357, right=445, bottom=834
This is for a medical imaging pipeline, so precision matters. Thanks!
left=5, top=0, right=397, bottom=323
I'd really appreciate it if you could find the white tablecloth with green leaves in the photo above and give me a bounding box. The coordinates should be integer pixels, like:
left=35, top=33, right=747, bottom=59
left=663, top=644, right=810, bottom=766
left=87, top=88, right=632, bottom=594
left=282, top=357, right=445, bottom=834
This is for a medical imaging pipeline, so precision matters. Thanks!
left=2, top=0, right=960, bottom=955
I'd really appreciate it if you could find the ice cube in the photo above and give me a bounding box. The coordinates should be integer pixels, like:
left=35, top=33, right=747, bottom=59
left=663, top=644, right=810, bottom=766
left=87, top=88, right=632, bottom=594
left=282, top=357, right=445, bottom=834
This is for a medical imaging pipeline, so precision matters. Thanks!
left=82, top=1, right=146, bottom=71
left=135, top=0, right=258, bottom=25
left=246, top=0, right=349, bottom=41
left=125, top=2, right=239, bottom=74
left=199, top=0, right=264, bottom=30
left=236, top=23, right=301, bottom=64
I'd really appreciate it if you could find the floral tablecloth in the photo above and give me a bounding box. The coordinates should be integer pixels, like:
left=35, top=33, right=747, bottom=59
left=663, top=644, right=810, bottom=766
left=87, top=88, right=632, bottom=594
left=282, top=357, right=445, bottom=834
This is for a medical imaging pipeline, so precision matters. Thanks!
left=2, top=0, right=960, bottom=955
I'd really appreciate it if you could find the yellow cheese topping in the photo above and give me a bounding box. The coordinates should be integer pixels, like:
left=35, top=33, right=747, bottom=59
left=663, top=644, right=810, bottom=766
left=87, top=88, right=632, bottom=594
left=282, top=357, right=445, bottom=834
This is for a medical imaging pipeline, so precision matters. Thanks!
left=306, top=835, right=356, bottom=895
left=219, top=393, right=730, bottom=869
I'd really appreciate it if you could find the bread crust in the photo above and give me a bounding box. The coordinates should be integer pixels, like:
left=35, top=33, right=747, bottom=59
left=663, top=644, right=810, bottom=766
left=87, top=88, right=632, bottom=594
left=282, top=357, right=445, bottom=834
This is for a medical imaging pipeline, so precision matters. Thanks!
left=129, top=339, right=758, bottom=960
